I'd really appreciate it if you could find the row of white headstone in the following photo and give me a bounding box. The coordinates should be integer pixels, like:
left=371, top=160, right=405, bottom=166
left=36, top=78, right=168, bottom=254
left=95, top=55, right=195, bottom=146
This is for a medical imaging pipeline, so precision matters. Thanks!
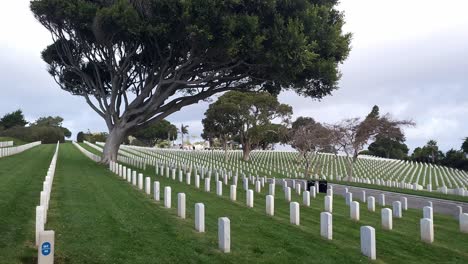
left=0, top=141, right=41, bottom=158
left=35, top=142, right=60, bottom=264
left=73, top=142, right=101, bottom=162
left=0, top=141, right=13, bottom=147
left=108, top=160, right=232, bottom=253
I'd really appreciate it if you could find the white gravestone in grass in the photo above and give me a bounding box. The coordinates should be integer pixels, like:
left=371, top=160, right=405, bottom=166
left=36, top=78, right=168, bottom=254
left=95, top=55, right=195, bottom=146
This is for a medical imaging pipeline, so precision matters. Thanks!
left=195, top=203, right=205, bottom=232
left=345, top=192, right=353, bottom=206
left=303, top=191, right=310, bottom=207
left=138, top=173, right=143, bottom=190
left=218, top=217, right=231, bottom=253
left=325, top=195, right=333, bottom=213
left=217, top=181, right=223, bottom=196
left=195, top=175, right=200, bottom=188
left=367, top=196, right=375, bottom=212
left=460, top=213, right=468, bottom=233
left=290, top=202, right=300, bottom=225
left=285, top=187, right=291, bottom=202
left=310, top=186, right=316, bottom=198
left=247, top=189, right=254, bottom=208
left=361, top=191, right=366, bottom=202
left=266, top=195, right=274, bottom=216
left=351, top=201, right=360, bottom=221
left=154, top=181, right=160, bottom=201
left=164, top=186, right=171, bottom=208
left=178, top=193, right=186, bottom=219
left=360, top=226, right=376, bottom=260
left=401, top=197, right=408, bottom=210
left=269, top=183, right=275, bottom=196
left=381, top=208, right=393, bottom=230
left=420, top=218, right=434, bottom=243
left=230, top=185, right=237, bottom=201
left=145, top=177, right=151, bottom=195
left=378, top=194, right=385, bottom=206
left=423, top=206, right=433, bottom=221
left=393, top=201, right=402, bottom=218
left=205, top=178, right=210, bottom=192
left=320, top=212, right=332, bottom=240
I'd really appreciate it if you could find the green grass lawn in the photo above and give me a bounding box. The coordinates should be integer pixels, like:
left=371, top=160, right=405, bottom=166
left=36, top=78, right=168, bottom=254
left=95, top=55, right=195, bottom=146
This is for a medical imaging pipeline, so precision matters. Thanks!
left=45, top=143, right=468, bottom=263
left=0, top=136, right=27, bottom=146
left=0, top=144, right=55, bottom=264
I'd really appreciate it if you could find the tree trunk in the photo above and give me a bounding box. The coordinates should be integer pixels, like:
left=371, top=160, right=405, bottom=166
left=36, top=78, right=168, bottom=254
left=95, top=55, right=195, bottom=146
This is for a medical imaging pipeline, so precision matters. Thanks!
left=242, top=143, right=251, bottom=161
left=101, top=126, right=127, bottom=164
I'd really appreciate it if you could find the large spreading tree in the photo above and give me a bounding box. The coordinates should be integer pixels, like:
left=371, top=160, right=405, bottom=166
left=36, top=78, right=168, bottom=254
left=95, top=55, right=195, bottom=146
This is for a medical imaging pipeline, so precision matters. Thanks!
left=31, top=0, right=351, bottom=163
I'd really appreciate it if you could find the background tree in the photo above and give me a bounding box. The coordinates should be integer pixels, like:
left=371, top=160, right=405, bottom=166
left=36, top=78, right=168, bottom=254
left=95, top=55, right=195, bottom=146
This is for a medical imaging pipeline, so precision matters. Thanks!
left=461, top=137, right=468, bottom=155
left=179, top=124, right=189, bottom=147
left=204, top=91, right=292, bottom=161
left=289, top=117, right=333, bottom=177
left=77, top=131, right=85, bottom=143
left=202, top=101, right=240, bottom=160
left=33, top=116, right=72, bottom=138
left=367, top=136, right=409, bottom=159
left=132, top=119, right=177, bottom=146
left=31, top=0, right=351, bottom=163
left=425, top=140, right=439, bottom=163
left=0, top=110, right=28, bottom=129
left=331, top=106, right=414, bottom=181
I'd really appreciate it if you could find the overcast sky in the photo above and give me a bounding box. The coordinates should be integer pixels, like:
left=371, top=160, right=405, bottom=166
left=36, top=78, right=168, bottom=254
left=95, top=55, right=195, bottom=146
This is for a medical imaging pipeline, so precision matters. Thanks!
left=0, top=0, right=467, bottom=152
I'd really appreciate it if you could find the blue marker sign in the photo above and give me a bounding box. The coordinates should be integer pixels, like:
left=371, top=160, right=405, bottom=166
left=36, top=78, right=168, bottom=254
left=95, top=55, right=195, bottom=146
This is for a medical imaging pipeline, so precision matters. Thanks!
left=41, top=242, right=51, bottom=256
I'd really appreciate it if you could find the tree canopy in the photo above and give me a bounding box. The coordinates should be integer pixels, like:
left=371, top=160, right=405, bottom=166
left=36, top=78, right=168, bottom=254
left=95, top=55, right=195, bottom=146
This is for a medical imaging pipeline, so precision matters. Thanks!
left=31, top=0, right=351, bottom=162
left=132, top=119, right=177, bottom=146
left=202, top=91, right=292, bottom=160
left=0, top=110, right=28, bottom=130
left=32, top=116, right=72, bottom=138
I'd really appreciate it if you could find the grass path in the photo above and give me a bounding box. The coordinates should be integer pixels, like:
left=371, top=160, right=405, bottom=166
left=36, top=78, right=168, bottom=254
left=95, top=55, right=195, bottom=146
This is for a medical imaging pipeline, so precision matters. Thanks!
left=0, top=144, right=55, bottom=264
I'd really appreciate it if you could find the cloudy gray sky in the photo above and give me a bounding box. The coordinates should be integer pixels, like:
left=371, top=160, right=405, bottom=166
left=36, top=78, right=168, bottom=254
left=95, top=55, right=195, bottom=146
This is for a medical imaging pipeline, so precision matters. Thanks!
left=1, top=0, right=467, bottom=152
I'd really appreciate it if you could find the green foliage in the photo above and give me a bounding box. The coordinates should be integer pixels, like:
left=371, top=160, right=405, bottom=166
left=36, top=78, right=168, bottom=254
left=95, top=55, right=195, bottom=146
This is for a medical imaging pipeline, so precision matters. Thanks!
left=133, top=120, right=177, bottom=146
left=0, top=126, right=65, bottom=144
left=77, top=131, right=85, bottom=143
left=368, top=137, right=409, bottom=159
left=0, top=110, right=28, bottom=129
left=33, top=115, right=72, bottom=138
left=202, top=91, right=292, bottom=153
left=461, top=137, right=468, bottom=154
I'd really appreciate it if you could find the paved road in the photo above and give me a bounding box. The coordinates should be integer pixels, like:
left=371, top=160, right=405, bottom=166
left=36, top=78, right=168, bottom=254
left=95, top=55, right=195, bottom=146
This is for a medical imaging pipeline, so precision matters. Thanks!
left=270, top=179, right=467, bottom=217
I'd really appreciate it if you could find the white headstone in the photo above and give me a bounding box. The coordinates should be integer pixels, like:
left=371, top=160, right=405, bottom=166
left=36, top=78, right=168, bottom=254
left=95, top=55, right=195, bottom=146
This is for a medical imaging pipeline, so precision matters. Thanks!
left=266, top=195, right=274, bottom=216
left=367, top=196, right=375, bottom=212
left=320, top=212, right=332, bottom=240
left=269, top=183, right=275, bottom=196
left=460, top=213, right=468, bottom=233
left=38, top=230, right=55, bottom=264
left=247, top=189, right=254, bottom=208
left=178, top=193, right=186, bottom=219
left=285, top=187, right=291, bottom=202
left=205, top=178, right=211, bottom=192
left=401, top=197, right=408, bottom=210
left=381, top=208, right=393, bottom=230
left=303, top=191, right=310, bottom=207
left=361, top=191, right=366, bottom=202
left=393, top=201, right=402, bottom=218
left=164, top=186, right=171, bottom=208
left=138, top=173, right=143, bottom=190
left=378, top=194, right=385, bottom=206
left=216, top=181, right=223, bottom=196
left=218, top=217, right=231, bottom=253
left=195, top=174, right=200, bottom=188
left=153, top=181, right=160, bottom=201
left=351, top=201, right=360, bottom=221
left=423, top=206, right=433, bottom=220
left=325, top=195, right=333, bottom=213
left=346, top=192, right=353, bottom=206
left=195, top=203, right=205, bottom=232
left=420, top=218, right=434, bottom=243
left=360, top=226, right=376, bottom=260
left=230, top=185, right=237, bottom=201
left=145, top=177, right=151, bottom=195
left=290, top=202, right=300, bottom=225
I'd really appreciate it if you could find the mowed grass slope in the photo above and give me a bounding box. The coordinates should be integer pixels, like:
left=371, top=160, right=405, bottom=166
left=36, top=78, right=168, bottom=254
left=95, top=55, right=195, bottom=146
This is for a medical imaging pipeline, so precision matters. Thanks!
left=0, top=136, right=27, bottom=146
left=59, top=143, right=468, bottom=263
left=0, top=144, right=55, bottom=264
